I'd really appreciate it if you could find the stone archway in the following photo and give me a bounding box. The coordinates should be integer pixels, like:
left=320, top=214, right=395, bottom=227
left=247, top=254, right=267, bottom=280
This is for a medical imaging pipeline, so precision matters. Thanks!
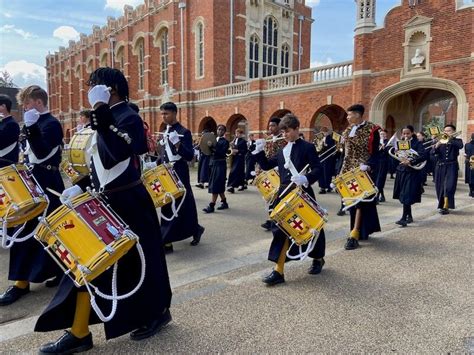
left=198, top=116, right=217, bottom=133
left=227, top=114, right=248, bottom=140
left=268, top=109, right=291, bottom=121
left=371, top=77, right=468, bottom=142
left=310, top=104, right=348, bottom=141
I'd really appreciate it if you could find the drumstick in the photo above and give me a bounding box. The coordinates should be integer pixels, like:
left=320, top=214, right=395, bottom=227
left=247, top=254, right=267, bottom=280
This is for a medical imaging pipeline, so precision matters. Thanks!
left=279, top=164, right=310, bottom=198
left=46, top=188, right=62, bottom=198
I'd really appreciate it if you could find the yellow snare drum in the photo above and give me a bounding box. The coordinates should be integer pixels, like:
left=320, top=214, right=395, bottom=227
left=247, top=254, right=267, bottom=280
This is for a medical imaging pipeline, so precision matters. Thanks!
left=142, top=164, right=185, bottom=208
left=0, top=164, right=48, bottom=227
left=270, top=188, right=328, bottom=251
left=332, top=167, right=378, bottom=210
left=60, top=160, right=82, bottom=185
left=67, top=128, right=94, bottom=175
left=254, top=168, right=280, bottom=203
left=35, top=192, right=138, bottom=287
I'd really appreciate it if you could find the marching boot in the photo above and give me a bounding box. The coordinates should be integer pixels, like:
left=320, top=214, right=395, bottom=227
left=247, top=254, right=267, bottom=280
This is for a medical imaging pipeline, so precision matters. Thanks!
left=395, top=219, right=408, bottom=227
left=202, top=202, right=215, bottom=213
left=261, top=220, right=272, bottom=231
left=308, top=258, right=325, bottom=275
left=227, top=187, right=235, bottom=194
left=216, top=200, right=229, bottom=210
left=195, top=183, right=204, bottom=189
left=190, top=225, right=205, bottom=246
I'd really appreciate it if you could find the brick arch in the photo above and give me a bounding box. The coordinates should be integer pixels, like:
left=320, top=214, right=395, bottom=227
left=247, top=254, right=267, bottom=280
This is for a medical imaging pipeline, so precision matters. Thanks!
left=198, top=116, right=217, bottom=133
left=268, top=109, right=291, bottom=123
left=226, top=114, right=247, bottom=139
left=310, top=104, right=348, bottom=137
left=131, top=32, right=146, bottom=56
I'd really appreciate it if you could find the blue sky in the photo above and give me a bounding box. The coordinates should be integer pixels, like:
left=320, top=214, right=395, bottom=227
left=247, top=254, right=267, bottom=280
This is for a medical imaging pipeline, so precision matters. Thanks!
left=0, top=0, right=401, bottom=88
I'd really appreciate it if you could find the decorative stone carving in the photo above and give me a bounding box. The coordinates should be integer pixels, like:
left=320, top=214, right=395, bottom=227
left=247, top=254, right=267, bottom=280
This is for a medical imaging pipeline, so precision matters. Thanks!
left=410, top=48, right=425, bottom=68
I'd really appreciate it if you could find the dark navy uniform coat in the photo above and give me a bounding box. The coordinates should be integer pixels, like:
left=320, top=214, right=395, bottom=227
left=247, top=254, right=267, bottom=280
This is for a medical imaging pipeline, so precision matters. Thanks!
left=208, top=137, right=229, bottom=194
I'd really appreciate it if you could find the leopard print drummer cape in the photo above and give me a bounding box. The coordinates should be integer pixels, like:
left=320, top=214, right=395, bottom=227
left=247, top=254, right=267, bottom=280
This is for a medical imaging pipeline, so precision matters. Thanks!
left=341, top=121, right=380, bottom=174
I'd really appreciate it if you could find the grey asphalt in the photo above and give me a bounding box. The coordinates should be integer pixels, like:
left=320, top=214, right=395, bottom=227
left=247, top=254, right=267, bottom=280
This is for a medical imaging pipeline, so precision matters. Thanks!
left=0, top=170, right=472, bottom=353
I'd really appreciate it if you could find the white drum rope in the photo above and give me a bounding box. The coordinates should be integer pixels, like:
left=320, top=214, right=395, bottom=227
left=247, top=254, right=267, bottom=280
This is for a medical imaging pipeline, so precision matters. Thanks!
left=160, top=188, right=187, bottom=222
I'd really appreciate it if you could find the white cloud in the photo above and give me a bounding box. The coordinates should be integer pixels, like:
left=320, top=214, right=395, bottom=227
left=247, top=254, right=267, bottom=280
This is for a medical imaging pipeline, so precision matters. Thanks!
left=53, top=26, right=80, bottom=43
left=0, top=24, right=37, bottom=40
left=105, top=0, right=144, bottom=11
left=4, top=12, right=12, bottom=18
left=0, top=60, right=46, bottom=88
left=306, top=0, right=321, bottom=6
left=310, top=58, right=333, bottom=67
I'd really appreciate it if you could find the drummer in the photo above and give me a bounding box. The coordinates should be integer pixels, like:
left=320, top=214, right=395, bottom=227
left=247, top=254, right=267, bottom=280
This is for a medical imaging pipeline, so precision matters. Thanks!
left=339, top=104, right=381, bottom=250
left=0, top=86, right=64, bottom=306
left=253, top=113, right=326, bottom=286
left=34, top=68, right=172, bottom=353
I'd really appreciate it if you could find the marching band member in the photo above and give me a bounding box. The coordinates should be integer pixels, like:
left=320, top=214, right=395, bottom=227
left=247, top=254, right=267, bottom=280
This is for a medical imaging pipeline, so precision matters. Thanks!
left=0, top=94, right=20, bottom=168
left=376, top=129, right=390, bottom=202
left=35, top=68, right=172, bottom=353
left=464, top=133, right=474, bottom=197
left=416, top=131, right=429, bottom=186
left=77, top=109, right=91, bottom=131
left=432, top=124, right=464, bottom=214
left=318, top=127, right=336, bottom=194
left=196, top=129, right=211, bottom=189
left=0, top=86, right=64, bottom=306
left=203, top=124, right=230, bottom=213
left=227, top=128, right=248, bottom=193
left=340, top=104, right=381, bottom=250
left=260, top=117, right=286, bottom=231
left=245, top=133, right=257, bottom=182
left=253, top=114, right=325, bottom=286
left=392, top=126, right=426, bottom=227
left=156, top=102, right=205, bottom=250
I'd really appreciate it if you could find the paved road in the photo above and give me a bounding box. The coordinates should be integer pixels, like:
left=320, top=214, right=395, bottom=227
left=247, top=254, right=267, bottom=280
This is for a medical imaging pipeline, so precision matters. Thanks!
left=1, top=170, right=473, bottom=352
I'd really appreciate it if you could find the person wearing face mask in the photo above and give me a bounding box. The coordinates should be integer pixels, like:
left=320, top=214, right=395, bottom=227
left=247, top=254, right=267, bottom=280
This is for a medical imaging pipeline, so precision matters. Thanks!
left=253, top=113, right=326, bottom=286
left=203, top=124, right=230, bottom=213
left=34, top=68, right=172, bottom=354
left=432, top=124, right=464, bottom=214
left=0, top=86, right=64, bottom=307
left=339, top=104, right=381, bottom=250
left=464, top=133, right=474, bottom=197
left=392, top=125, right=426, bottom=227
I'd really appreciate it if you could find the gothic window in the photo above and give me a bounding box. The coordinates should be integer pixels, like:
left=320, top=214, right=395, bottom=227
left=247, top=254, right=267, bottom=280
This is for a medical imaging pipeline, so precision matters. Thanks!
left=100, top=52, right=108, bottom=67
left=262, top=16, right=278, bottom=77
left=195, top=22, right=204, bottom=78
left=159, top=29, right=169, bottom=85
left=116, top=46, right=125, bottom=72
left=281, top=44, right=290, bottom=74
left=249, top=34, right=259, bottom=79
left=136, top=39, right=145, bottom=90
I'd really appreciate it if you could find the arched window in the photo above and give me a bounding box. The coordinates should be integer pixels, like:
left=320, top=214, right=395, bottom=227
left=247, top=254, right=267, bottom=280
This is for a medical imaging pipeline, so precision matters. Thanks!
left=159, top=29, right=169, bottom=85
left=249, top=34, right=259, bottom=79
left=100, top=52, right=108, bottom=67
left=262, top=16, right=278, bottom=77
left=195, top=22, right=204, bottom=78
left=115, top=46, right=125, bottom=72
left=281, top=44, right=290, bottom=74
left=136, top=39, right=145, bottom=90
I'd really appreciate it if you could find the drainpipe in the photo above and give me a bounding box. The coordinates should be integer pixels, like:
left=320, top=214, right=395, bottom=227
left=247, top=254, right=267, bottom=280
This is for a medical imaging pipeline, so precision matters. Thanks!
left=298, top=15, right=304, bottom=71
left=230, top=0, right=234, bottom=83
left=179, top=2, right=186, bottom=91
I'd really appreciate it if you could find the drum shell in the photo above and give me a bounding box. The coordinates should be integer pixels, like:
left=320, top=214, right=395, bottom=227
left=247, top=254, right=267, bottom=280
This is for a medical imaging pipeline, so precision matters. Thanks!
left=332, top=167, right=377, bottom=209
left=142, top=164, right=186, bottom=208
left=67, top=128, right=94, bottom=175
left=254, top=168, right=280, bottom=203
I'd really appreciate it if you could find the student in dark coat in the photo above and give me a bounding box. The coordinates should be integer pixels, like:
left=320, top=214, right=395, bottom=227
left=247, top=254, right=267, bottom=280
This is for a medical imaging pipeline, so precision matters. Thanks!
left=432, top=124, right=463, bottom=214
left=253, top=114, right=326, bottom=286
left=196, top=130, right=210, bottom=188
left=376, top=129, right=390, bottom=202
left=227, top=128, right=248, bottom=192
left=0, top=87, right=63, bottom=307
left=416, top=131, right=429, bottom=186
left=203, top=124, right=230, bottom=213
left=245, top=133, right=257, bottom=182
left=34, top=68, right=172, bottom=354
left=318, top=129, right=336, bottom=194
left=464, top=133, right=474, bottom=197
left=0, top=94, right=20, bottom=167
left=393, top=126, right=426, bottom=227
left=156, top=102, right=205, bottom=251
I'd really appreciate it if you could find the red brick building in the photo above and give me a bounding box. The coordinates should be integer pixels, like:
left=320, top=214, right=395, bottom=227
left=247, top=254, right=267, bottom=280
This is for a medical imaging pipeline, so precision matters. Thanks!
left=46, top=0, right=473, bottom=144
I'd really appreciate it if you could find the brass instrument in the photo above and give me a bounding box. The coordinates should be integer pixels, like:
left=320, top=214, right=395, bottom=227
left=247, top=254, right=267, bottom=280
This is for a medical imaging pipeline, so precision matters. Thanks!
left=388, top=139, right=426, bottom=170
left=313, top=132, right=325, bottom=153
left=438, top=131, right=462, bottom=144
left=319, top=132, right=344, bottom=163
left=226, top=141, right=236, bottom=157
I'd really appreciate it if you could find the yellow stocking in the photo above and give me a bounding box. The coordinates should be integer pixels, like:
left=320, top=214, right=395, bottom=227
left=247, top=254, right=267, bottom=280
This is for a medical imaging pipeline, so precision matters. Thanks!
left=350, top=229, right=360, bottom=240
left=274, top=238, right=290, bottom=275
left=443, top=197, right=449, bottom=209
left=14, top=281, right=29, bottom=289
left=71, top=292, right=91, bottom=339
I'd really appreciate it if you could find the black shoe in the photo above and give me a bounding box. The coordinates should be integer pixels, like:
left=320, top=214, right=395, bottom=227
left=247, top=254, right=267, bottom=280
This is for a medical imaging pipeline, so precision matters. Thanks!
left=344, top=238, right=359, bottom=250
left=439, top=208, right=449, bottom=215
left=0, top=285, right=30, bottom=306
left=395, top=219, right=408, bottom=227
left=195, top=183, right=204, bottom=189
left=262, top=270, right=285, bottom=286
left=164, top=244, right=174, bottom=254
left=190, top=225, right=205, bottom=246
left=237, top=186, right=245, bottom=191
left=39, top=331, right=93, bottom=354
left=308, top=258, right=325, bottom=275
left=45, top=276, right=61, bottom=288
left=216, top=201, right=229, bottom=210
left=336, top=209, right=345, bottom=216
left=130, top=309, right=172, bottom=341
left=203, top=203, right=215, bottom=213
left=379, top=195, right=386, bottom=202
left=319, top=189, right=326, bottom=194
left=227, top=187, right=235, bottom=194
left=406, top=216, right=413, bottom=224
left=261, top=220, right=272, bottom=231
left=327, top=188, right=333, bottom=193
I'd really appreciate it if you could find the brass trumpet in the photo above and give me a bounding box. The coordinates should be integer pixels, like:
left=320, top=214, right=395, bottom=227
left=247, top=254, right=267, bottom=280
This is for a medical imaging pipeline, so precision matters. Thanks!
left=438, top=131, right=462, bottom=144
